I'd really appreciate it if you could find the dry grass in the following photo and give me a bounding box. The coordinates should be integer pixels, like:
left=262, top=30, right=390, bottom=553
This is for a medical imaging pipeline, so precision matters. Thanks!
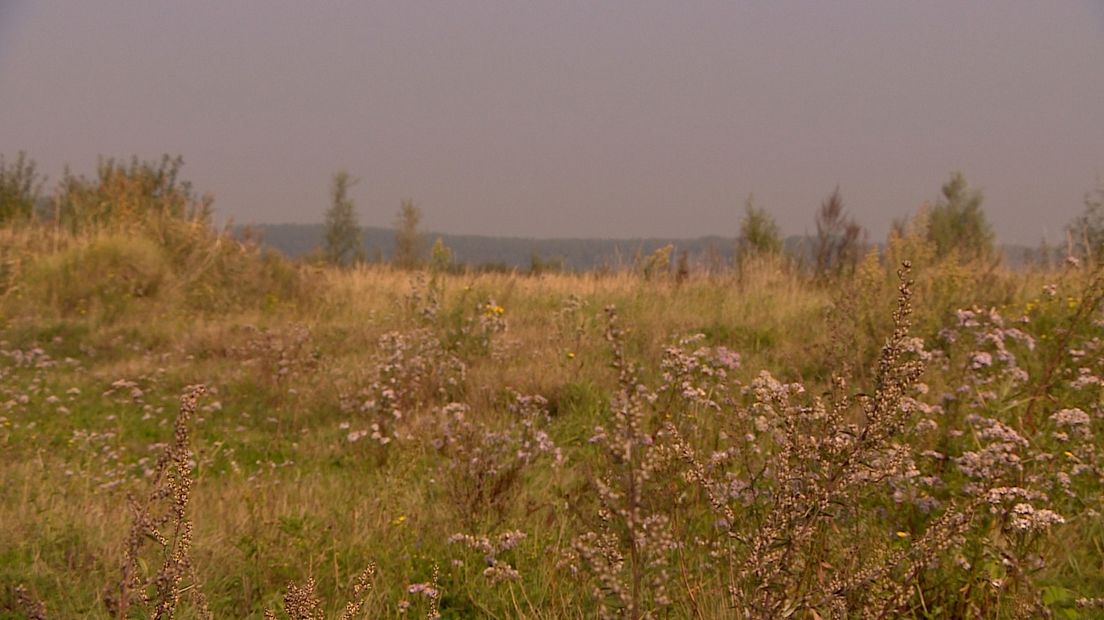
left=2, top=219, right=1102, bottom=618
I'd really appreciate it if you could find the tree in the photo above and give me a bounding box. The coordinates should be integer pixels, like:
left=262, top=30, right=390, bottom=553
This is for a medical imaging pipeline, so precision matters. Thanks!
left=737, top=195, right=782, bottom=262
left=430, top=237, right=453, bottom=273
left=1068, top=177, right=1104, bottom=262
left=641, top=244, right=673, bottom=280
left=323, top=171, right=363, bottom=267
left=927, top=172, right=993, bottom=261
left=0, top=151, right=45, bottom=223
left=814, top=186, right=866, bottom=276
left=393, top=199, right=424, bottom=270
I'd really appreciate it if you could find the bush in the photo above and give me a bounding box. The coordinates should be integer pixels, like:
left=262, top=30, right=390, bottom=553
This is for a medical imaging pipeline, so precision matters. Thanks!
left=737, top=196, right=783, bottom=263
left=26, top=234, right=170, bottom=319
left=55, top=155, right=211, bottom=236
left=4, top=155, right=314, bottom=316
left=0, top=152, right=45, bottom=223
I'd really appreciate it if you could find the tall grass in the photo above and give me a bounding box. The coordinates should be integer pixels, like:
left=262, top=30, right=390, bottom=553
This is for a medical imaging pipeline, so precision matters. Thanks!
left=1, top=191, right=1102, bottom=617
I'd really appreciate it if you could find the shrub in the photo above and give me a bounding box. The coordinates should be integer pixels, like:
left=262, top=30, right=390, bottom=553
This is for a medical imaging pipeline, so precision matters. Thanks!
left=927, top=172, right=994, bottom=262
left=814, top=186, right=866, bottom=277
left=14, top=155, right=314, bottom=315
left=640, top=245, right=673, bottom=280
left=0, top=151, right=46, bottom=223
left=25, top=234, right=170, bottom=319
left=736, top=195, right=782, bottom=263
left=55, top=155, right=210, bottom=235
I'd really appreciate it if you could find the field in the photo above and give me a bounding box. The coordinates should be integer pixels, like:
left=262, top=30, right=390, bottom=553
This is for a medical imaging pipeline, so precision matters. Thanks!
left=2, top=207, right=1103, bottom=618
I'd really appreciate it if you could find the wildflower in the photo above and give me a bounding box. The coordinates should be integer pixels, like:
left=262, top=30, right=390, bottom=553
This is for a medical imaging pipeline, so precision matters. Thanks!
left=406, top=582, right=437, bottom=598
left=483, top=563, right=521, bottom=582
left=1009, top=504, right=1065, bottom=532
left=969, top=351, right=993, bottom=370
left=1050, top=408, right=1093, bottom=439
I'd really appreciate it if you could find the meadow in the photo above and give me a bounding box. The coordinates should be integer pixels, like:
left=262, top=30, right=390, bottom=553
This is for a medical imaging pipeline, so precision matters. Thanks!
left=1, top=162, right=1102, bottom=618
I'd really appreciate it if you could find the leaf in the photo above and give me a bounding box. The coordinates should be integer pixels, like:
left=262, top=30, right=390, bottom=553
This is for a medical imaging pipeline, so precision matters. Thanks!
left=1041, top=585, right=1069, bottom=606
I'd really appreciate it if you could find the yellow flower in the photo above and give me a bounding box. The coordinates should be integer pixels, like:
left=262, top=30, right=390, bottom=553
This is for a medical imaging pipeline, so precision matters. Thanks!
left=391, top=515, right=407, bottom=526
left=567, top=351, right=576, bottom=359
left=896, top=531, right=910, bottom=539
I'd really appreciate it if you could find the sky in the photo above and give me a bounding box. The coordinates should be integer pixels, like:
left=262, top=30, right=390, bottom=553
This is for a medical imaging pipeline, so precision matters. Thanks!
left=1, top=1, right=1102, bottom=244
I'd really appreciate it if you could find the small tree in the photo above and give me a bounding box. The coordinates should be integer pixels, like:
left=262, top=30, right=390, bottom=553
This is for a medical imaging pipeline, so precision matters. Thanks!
left=394, top=199, right=424, bottom=270
left=814, top=186, right=866, bottom=276
left=323, top=171, right=363, bottom=267
left=737, top=195, right=782, bottom=263
left=641, top=244, right=673, bottom=280
left=430, top=237, right=453, bottom=273
left=927, top=172, right=993, bottom=262
left=0, top=151, right=45, bottom=223
left=1068, top=177, right=1104, bottom=262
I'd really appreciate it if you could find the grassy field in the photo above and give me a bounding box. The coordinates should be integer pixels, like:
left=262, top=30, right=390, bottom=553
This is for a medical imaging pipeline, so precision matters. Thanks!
left=1, top=211, right=1103, bottom=618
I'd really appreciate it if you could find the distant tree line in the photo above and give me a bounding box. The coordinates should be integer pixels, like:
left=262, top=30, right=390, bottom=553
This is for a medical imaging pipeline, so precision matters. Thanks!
left=211, top=166, right=1104, bottom=275
left=6, top=155, right=1104, bottom=274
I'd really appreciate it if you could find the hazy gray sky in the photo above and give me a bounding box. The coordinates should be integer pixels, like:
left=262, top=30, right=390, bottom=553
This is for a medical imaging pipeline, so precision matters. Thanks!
left=1, top=2, right=1102, bottom=243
